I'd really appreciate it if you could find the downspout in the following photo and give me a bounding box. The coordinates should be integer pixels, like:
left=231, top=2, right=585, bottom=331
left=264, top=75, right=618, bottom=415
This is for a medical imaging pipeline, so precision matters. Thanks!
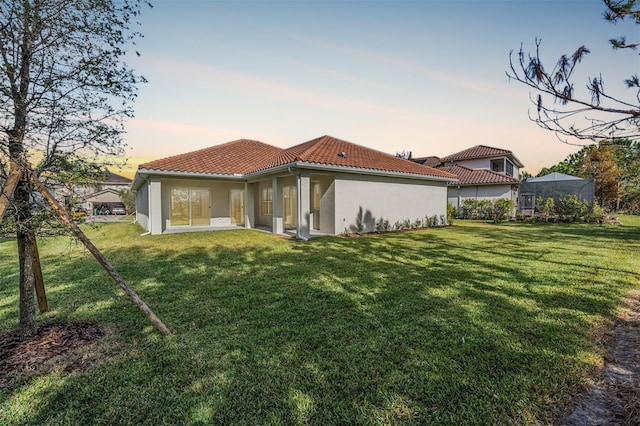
left=287, top=167, right=309, bottom=241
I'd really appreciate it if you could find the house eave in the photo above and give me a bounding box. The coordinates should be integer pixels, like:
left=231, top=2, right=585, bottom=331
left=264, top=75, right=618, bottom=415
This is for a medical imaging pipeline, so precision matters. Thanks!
left=245, top=161, right=457, bottom=182
left=449, top=180, right=519, bottom=187
left=132, top=168, right=245, bottom=190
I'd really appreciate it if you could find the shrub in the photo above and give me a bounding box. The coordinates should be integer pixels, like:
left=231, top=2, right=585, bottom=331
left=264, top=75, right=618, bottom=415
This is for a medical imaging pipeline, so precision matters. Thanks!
left=558, top=195, right=588, bottom=222
left=447, top=203, right=458, bottom=221
left=536, top=197, right=556, bottom=222
left=491, top=198, right=514, bottom=223
left=461, top=199, right=477, bottom=219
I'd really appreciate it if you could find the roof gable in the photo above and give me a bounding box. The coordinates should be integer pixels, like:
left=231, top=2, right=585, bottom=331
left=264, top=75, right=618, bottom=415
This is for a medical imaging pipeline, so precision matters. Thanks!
left=440, top=145, right=524, bottom=168
left=138, top=139, right=283, bottom=175
left=251, top=135, right=455, bottom=179
left=412, top=156, right=442, bottom=168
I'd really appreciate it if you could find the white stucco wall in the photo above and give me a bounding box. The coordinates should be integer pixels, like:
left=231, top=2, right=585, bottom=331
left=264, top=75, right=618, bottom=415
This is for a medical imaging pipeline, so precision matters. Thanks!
left=455, top=158, right=491, bottom=170
left=135, top=183, right=149, bottom=231
left=332, top=174, right=448, bottom=234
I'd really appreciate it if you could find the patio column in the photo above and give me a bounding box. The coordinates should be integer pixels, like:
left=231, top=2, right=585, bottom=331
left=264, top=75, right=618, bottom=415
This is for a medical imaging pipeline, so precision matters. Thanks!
left=244, top=182, right=254, bottom=229
left=272, top=176, right=283, bottom=234
left=297, top=171, right=311, bottom=239
left=148, top=178, right=162, bottom=235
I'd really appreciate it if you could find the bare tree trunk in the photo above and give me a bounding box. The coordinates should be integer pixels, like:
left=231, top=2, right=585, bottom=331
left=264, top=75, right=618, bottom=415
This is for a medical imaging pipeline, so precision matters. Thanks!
left=32, top=234, right=48, bottom=313
left=15, top=179, right=37, bottom=337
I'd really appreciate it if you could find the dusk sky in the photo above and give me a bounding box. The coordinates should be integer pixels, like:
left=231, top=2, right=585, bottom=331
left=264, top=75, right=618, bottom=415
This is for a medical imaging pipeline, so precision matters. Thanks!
left=120, top=0, right=639, bottom=177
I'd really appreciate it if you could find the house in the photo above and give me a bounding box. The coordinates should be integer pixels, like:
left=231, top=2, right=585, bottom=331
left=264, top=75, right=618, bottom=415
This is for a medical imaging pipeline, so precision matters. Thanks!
left=53, top=171, right=131, bottom=214
left=78, top=172, right=131, bottom=214
left=132, top=135, right=457, bottom=238
left=413, top=145, right=523, bottom=212
left=519, top=172, right=595, bottom=216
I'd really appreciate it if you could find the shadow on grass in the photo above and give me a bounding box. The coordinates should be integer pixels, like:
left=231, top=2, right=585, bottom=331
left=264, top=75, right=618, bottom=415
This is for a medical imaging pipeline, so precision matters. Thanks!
left=1, top=222, right=639, bottom=424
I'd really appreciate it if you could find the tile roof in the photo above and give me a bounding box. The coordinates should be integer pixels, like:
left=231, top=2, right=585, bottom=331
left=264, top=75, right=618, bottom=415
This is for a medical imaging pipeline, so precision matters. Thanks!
left=138, top=139, right=284, bottom=175
left=437, top=164, right=519, bottom=186
left=138, top=135, right=456, bottom=180
left=440, top=145, right=523, bottom=167
left=102, top=171, right=131, bottom=184
left=251, top=135, right=455, bottom=179
left=412, top=156, right=442, bottom=168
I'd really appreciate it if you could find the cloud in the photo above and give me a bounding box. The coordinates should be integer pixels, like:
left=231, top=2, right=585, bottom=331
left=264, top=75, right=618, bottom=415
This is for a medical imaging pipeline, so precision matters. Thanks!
left=139, top=55, right=459, bottom=125
left=278, top=29, right=520, bottom=100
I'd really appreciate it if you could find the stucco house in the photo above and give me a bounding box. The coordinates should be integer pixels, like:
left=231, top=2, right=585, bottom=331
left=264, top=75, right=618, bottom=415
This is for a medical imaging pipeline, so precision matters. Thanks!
left=52, top=171, right=131, bottom=214
left=132, top=135, right=456, bottom=238
left=413, top=145, right=523, bottom=211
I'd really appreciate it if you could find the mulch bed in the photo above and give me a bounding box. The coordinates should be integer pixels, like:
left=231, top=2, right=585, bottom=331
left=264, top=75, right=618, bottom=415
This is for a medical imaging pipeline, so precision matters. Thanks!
left=0, top=322, right=104, bottom=391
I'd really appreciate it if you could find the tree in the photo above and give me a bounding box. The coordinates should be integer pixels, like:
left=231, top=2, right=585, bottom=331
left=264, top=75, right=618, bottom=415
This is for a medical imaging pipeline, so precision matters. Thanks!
left=118, top=187, right=136, bottom=214
left=580, top=143, right=621, bottom=209
left=0, top=0, right=149, bottom=336
left=507, top=0, right=640, bottom=144
left=536, top=150, right=585, bottom=177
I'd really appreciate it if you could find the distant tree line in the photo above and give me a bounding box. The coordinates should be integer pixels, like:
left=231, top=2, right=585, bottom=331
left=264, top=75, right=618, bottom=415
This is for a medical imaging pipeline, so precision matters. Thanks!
left=536, top=140, right=640, bottom=213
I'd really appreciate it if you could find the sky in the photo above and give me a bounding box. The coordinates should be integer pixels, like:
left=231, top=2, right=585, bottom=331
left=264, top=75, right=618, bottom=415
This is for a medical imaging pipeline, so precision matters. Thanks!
left=119, top=0, right=640, bottom=178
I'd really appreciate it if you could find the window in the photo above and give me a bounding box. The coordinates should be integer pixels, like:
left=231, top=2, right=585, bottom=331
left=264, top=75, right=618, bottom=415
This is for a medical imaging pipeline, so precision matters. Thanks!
left=490, top=159, right=504, bottom=173
left=170, top=188, right=210, bottom=227
left=261, top=187, right=273, bottom=215
left=505, top=159, right=514, bottom=177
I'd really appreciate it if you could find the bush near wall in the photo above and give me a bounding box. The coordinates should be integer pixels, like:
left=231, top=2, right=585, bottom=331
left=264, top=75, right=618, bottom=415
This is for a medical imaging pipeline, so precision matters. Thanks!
left=459, top=198, right=514, bottom=223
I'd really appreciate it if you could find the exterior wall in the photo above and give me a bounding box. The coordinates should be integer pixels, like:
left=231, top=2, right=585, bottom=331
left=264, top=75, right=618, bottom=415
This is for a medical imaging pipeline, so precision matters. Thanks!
left=447, top=184, right=513, bottom=209
left=333, top=174, right=448, bottom=234
left=317, top=175, right=335, bottom=234
left=454, top=158, right=490, bottom=170
left=135, top=182, right=149, bottom=231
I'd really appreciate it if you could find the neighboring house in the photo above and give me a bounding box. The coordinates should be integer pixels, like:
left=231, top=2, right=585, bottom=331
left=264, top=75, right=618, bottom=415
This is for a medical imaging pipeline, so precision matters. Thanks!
left=132, top=135, right=457, bottom=238
left=413, top=145, right=523, bottom=211
left=53, top=171, right=131, bottom=214
left=519, top=172, right=595, bottom=216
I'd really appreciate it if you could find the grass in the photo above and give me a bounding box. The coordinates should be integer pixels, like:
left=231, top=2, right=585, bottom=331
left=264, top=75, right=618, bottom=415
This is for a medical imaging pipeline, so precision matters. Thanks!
left=0, top=217, right=639, bottom=424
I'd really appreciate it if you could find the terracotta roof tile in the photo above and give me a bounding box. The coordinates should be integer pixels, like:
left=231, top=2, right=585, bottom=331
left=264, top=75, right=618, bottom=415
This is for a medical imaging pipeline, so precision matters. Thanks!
left=437, top=164, right=519, bottom=185
left=138, top=139, right=283, bottom=175
left=250, top=135, right=456, bottom=179
left=138, top=135, right=457, bottom=180
left=440, top=145, right=523, bottom=167
left=412, top=156, right=442, bottom=168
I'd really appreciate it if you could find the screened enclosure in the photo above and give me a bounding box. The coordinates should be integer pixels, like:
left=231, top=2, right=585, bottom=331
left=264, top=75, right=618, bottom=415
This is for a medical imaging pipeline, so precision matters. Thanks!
left=519, top=173, right=595, bottom=216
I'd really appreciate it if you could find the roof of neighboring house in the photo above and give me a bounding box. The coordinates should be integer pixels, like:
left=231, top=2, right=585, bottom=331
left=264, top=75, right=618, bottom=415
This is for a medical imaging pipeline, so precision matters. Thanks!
left=138, top=139, right=284, bottom=175
left=440, top=145, right=524, bottom=168
left=412, top=156, right=442, bottom=168
left=250, top=135, right=455, bottom=179
left=81, top=188, right=123, bottom=203
left=437, top=164, right=519, bottom=186
left=103, top=171, right=132, bottom=184
left=137, top=135, right=456, bottom=181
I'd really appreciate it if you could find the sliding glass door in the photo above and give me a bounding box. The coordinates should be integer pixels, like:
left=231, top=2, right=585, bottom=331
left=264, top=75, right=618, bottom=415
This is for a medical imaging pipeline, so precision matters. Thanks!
left=170, top=188, right=210, bottom=227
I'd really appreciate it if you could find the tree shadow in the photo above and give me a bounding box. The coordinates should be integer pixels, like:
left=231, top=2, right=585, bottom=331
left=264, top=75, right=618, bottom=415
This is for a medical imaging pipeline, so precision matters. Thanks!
left=1, top=221, right=638, bottom=424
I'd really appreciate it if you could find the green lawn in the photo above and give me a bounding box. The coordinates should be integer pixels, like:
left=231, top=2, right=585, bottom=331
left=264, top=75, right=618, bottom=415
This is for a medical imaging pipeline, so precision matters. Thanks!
left=1, top=218, right=639, bottom=425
